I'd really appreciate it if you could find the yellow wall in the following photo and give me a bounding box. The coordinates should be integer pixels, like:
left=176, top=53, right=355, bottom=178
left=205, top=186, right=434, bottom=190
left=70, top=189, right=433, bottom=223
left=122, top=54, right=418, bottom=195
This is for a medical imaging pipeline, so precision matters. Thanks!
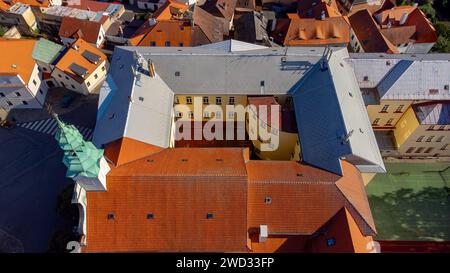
left=366, top=100, right=412, bottom=129
left=174, top=95, right=247, bottom=121
left=393, top=106, right=420, bottom=148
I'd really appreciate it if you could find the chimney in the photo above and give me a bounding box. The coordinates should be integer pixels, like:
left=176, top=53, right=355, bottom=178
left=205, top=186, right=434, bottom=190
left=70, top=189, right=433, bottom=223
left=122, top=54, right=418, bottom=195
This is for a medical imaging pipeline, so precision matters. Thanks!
left=149, top=18, right=157, bottom=26
left=148, top=60, right=156, bottom=78
left=259, top=225, right=268, bottom=243
left=399, top=12, right=408, bottom=25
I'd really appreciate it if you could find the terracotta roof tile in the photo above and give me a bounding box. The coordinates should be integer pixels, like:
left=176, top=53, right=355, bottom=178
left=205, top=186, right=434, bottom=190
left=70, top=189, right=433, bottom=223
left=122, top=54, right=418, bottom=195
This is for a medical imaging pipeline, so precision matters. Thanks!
left=152, top=0, right=189, bottom=21
left=0, top=39, right=36, bottom=83
left=193, top=6, right=224, bottom=43
left=83, top=148, right=249, bottom=252
left=59, top=17, right=103, bottom=45
left=104, top=137, right=164, bottom=167
left=277, top=14, right=350, bottom=46
left=349, top=9, right=399, bottom=53
left=54, top=38, right=106, bottom=83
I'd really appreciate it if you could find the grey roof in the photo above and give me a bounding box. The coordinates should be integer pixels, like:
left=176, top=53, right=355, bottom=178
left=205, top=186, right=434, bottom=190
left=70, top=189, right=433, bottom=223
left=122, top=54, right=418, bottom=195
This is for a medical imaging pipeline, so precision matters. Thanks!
left=347, top=54, right=450, bottom=101
left=292, top=48, right=385, bottom=175
left=116, top=44, right=324, bottom=95
left=92, top=48, right=174, bottom=148
left=93, top=41, right=385, bottom=176
left=414, top=103, right=450, bottom=125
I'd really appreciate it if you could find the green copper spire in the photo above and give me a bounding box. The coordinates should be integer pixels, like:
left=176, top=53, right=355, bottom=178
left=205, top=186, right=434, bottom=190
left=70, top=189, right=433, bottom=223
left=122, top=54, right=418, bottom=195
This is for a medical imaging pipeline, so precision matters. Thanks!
left=54, top=114, right=105, bottom=179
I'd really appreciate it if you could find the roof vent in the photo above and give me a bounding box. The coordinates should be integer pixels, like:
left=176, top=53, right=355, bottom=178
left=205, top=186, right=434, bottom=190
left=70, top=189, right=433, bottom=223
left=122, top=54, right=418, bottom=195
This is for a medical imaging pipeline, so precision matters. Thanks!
left=206, top=213, right=214, bottom=219
left=11, top=64, right=17, bottom=69
left=181, top=158, right=188, bottom=162
left=259, top=225, right=268, bottom=243
left=107, top=213, right=115, bottom=220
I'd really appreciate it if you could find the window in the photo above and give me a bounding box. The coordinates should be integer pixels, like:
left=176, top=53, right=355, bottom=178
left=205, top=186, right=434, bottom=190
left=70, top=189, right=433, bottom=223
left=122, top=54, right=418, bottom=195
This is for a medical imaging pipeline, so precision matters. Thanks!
left=146, top=213, right=154, bottom=220
left=424, top=147, right=434, bottom=153
left=380, top=105, right=389, bottom=113
left=175, top=111, right=182, bottom=118
left=429, top=89, right=439, bottom=95
left=22, top=101, right=28, bottom=105
left=428, top=125, right=435, bottom=131
left=215, top=111, right=221, bottom=119
left=65, top=76, right=69, bottom=80
left=87, top=82, right=91, bottom=87
left=15, top=92, right=21, bottom=97
left=438, top=125, right=445, bottom=130
left=363, top=76, right=369, bottom=81
left=58, top=74, right=62, bottom=78
left=264, top=196, right=272, bottom=204
left=150, top=41, right=156, bottom=46
left=260, top=80, right=265, bottom=87
left=426, top=136, right=434, bottom=142
left=445, top=85, right=449, bottom=90
left=436, top=136, right=444, bottom=142
left=107, top=213, right=115, bottom=220
left=94, top=74, right=98, bottom=79
left=203, top=111, right=210, bottom=118
left=386, top=118, right=394, bottom=126
left=326, top=238, right=336, bottom=247
left=206, top=213, right=214, bottom=219
left=203, top=96, right=209, bottom=104
left=71, top=85, right=75, bottom=89
left=395, top=105, right=404, bottom=113
left=415, top=147, right=425, bottom=153
left=188, top=111, right=193, bottom=118
left=406, top=147, right=415, bottom=153
left=186, top=96, right=192, bottom=104
left=39, top=89, right=43, bottom=95
left=416, top=136, right=425, bottom=142
left=216, top=97, right=222, bottom=105
left=441, top=144, right=448, bottom=150
left=175, top=71, right=180, bottom=77
left=42, top=67, right=48, bottom=72
left=32, top=79, right=37, bottom=85
left=165, top=41, right=171, bottom=47
left=102, top=66, right=106, bottom=71
left=228, top=111, right=234, bottom=119
left=174, top=96, right=179, bottom=104
left=228, top=96, right=235, bottom=105
left=179, top=42, right=184, bottom=47
left=6, top=101, right=12, bottom=106
left=372, top=118, right=380, bottom=126
left=0, top=92, right=4, bottom=97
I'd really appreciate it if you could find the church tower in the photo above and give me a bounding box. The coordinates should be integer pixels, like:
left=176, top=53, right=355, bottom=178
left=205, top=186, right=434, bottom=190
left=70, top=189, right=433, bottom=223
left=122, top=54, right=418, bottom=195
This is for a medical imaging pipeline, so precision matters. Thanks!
left=54, top=114, right=110, bottom=191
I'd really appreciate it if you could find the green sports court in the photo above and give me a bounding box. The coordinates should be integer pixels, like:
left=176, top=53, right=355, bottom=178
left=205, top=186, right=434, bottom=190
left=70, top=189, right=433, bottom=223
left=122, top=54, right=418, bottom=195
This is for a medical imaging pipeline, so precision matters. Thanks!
left=366, top=162, right=450, bottom=241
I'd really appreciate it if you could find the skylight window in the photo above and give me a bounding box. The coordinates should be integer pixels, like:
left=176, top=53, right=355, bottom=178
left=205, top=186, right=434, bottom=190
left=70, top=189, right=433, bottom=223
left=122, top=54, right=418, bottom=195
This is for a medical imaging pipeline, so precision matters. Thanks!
left=107, top=213, right=115, bottom=220
left=206, top=213, right=214, bottom=219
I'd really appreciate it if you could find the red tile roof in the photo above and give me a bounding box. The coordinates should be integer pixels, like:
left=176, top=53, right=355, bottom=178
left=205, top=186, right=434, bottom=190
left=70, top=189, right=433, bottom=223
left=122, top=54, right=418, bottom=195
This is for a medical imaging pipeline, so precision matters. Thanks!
left=82, top=144, right=375, bottom=252
left=247, top=160, right=376, bottom=235
left=348, top=9, right=399, bottom=53
left=274, top=13, right=350, bottom=46
left=59, top=17, right=103, bottom=45
left=83, top=148, right=249, bottom=252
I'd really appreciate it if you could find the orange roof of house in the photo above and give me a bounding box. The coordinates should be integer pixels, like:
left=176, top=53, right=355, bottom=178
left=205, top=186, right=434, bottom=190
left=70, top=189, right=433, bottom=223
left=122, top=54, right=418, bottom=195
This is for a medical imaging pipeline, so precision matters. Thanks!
left=10, top=0, right=49, bottom=7
left=374, top=6, right=437, bottom=44
left=0, top=39, right=37, bottom=83
left=349, top=9, right=399, bottom=53
left=59, top=17, right=103, bottom=45
left=83, top=147, right=250, bottom=252
left=297, top=0, right=341, bottom=19
left=246, top=160, right=376, bottom=236
left=83, top=139, right=376, bottom=252
left=104, top=137, right=164, bottom=167
left=67, top=0, right=119, bottom=12
left=0, top=0, right=10, bottom=11
left=152, top=0, right=189, bottom=21
left=54, top=38, right=106, bottom=83
left=130, top=20, right=193, bottom=47
left=277, top=14, right=350, bottom=46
